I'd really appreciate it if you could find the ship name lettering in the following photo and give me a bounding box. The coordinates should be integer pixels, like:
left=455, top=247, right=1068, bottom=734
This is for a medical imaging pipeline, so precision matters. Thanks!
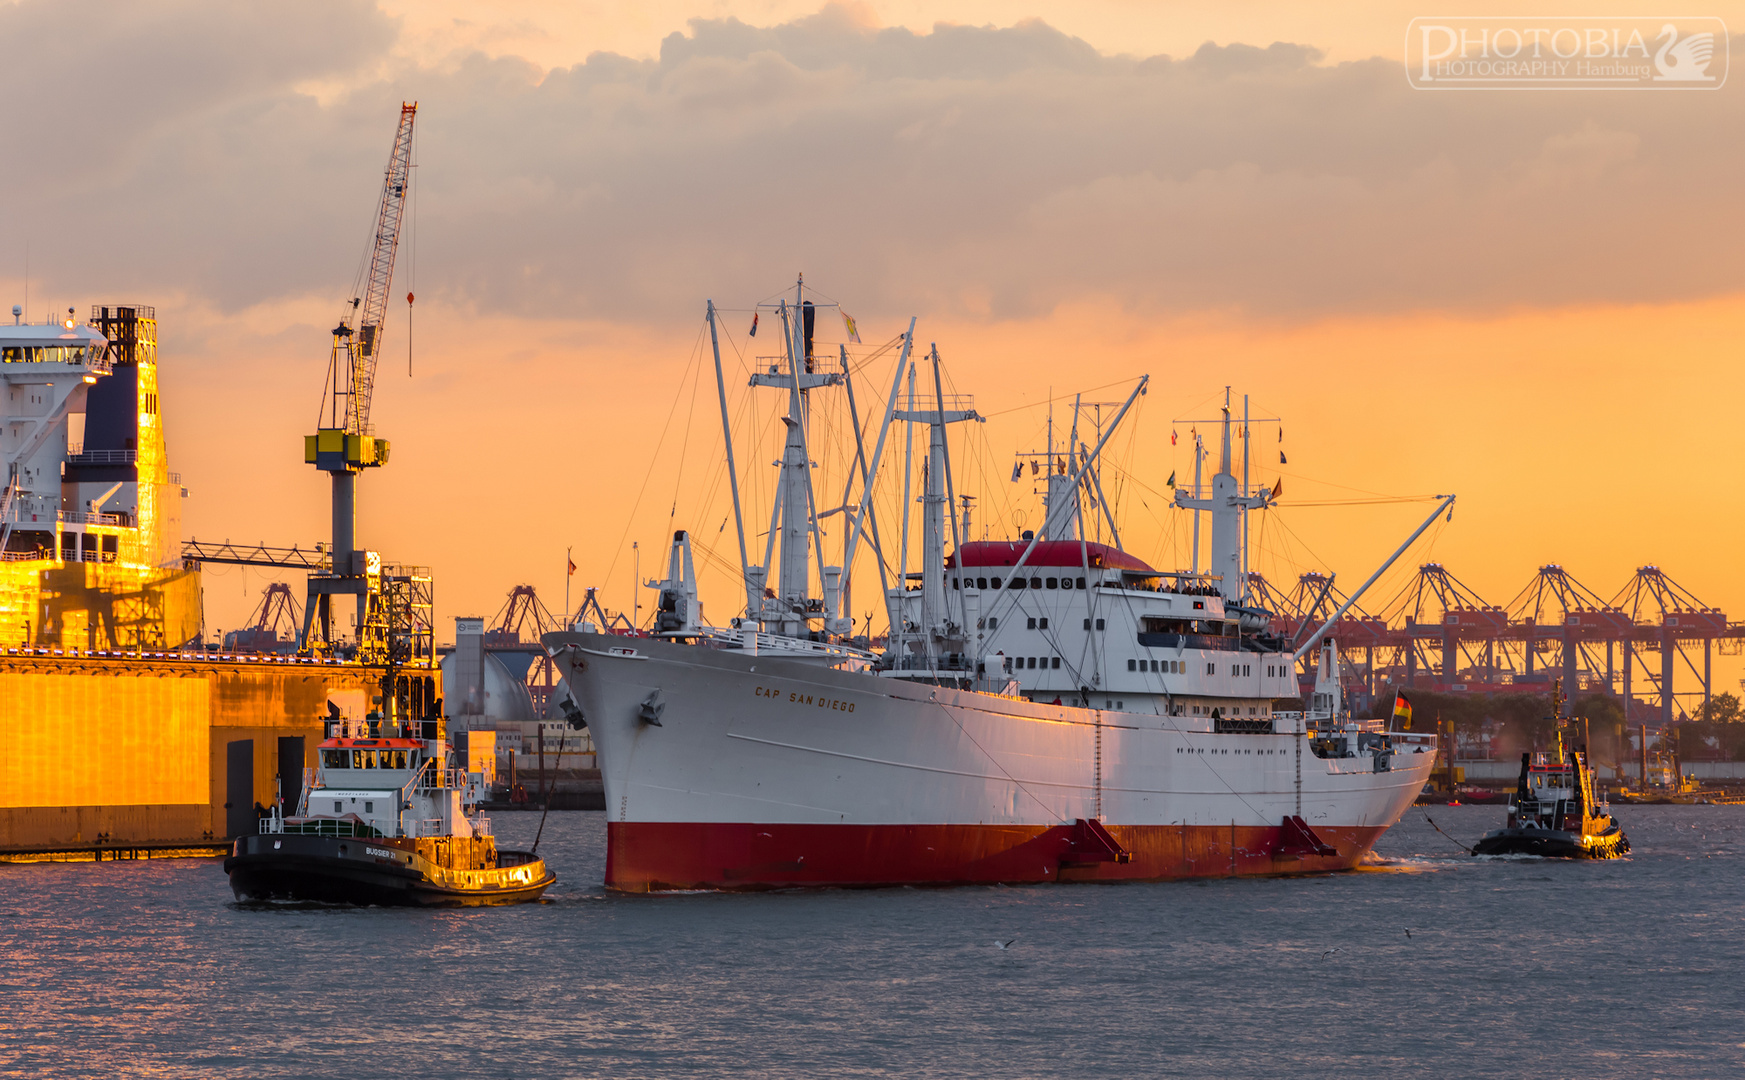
left=759, top=687, right=853, bottom=712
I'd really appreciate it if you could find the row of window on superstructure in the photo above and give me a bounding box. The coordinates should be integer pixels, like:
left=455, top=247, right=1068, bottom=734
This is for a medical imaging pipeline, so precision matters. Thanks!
left=322, top=748, right=412, bottom=769
left=1005, top=655, right=1060, bottom=671
left=1, top=346, right=98, bottom=363
left=1128, top=659, right=1259, bottom=676
left=953, top=575, right=1089, bottom=591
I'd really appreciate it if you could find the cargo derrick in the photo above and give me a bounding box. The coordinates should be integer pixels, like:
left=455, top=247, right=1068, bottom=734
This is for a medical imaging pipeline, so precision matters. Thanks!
left=300, top=103, right=419, bottom=664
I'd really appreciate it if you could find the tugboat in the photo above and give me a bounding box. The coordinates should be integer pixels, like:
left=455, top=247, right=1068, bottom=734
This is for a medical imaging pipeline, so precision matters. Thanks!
left=1473, top=686, right=1629, bottom=860
left=225, top=709, right=555, bottom=906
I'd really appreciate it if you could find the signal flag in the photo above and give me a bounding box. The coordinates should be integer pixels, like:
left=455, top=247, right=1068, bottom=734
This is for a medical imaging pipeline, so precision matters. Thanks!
left=1392, top=692, right=1413, bottom=730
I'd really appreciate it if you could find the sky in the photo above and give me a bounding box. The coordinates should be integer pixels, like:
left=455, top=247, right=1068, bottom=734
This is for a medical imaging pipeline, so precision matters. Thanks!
left=3, top=0, right=1742, bottom=696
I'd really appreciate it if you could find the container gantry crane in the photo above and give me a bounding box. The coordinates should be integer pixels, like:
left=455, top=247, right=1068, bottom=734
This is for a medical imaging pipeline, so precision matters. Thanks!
left=300, top=102, right=417, bottom=660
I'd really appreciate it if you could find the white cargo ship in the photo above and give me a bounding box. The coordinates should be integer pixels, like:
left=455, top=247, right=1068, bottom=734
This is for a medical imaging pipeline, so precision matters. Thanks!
left=549, top=280, right=1440, bottom=891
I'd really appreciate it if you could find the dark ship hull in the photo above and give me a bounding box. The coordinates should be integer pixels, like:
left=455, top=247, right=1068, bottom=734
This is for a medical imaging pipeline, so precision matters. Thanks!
left=225, top=833, right=554, bottom=906
left=1472, top=823, right=1630, bottom=859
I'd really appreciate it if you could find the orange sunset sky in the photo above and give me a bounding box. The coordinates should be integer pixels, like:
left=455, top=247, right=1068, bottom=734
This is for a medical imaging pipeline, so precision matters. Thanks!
left=4, top=1, right=1742, bottom=691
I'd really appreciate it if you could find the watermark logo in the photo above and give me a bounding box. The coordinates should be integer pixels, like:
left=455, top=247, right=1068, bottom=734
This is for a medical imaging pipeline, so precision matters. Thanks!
left=1406, top=17, right=1728, bottom=88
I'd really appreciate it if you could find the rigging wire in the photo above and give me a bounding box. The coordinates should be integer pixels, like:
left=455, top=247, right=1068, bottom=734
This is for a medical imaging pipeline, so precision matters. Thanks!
left=599, top=319, right=710, bottom=603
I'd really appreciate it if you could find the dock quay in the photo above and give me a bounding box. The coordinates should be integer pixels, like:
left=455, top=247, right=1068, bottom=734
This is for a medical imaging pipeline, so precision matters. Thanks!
left=1, top=648, right=430, bottom=858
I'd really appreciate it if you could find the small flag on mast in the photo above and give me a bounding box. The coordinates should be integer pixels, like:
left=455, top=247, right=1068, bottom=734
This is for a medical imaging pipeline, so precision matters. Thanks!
left=1279, top=451, right=1287, bottom=465
left=1166, top=470, right=1176, bottom=489
left=1171, top=429, right=1177, bottom=446
left=1270, top=478, right=1283, bottom=499
left=1392, top=692, right=1413, bottom=730
left=568, top=556, right=577, bottom=576
left=842, top=311, right=861, bottom=344
left=749, top=312, right=759, bottom=337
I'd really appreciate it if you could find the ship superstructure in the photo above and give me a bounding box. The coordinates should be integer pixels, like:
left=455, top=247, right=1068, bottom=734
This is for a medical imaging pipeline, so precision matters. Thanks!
left=550, top=279, right=1442, bottom=891
left=1, top=303, right=199, bottom=648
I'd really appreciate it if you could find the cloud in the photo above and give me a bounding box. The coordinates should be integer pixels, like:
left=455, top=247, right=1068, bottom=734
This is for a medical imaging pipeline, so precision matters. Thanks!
left=3, top=0, right=1739, bottom=327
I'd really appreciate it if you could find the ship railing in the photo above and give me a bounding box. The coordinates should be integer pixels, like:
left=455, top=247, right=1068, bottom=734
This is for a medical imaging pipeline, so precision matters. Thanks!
left=413, top=767, right=468, bottom=792
left=276, top=818, right=384, bottom=838
left=396, top=816, right=492, bottom=839
left=683, top=623, right=879, bottom=663
left=2, top=500, right=127, bottom=528
left=1390, top=729, right=1438, bottom=743
left=66, top=449, right=137, bottom=466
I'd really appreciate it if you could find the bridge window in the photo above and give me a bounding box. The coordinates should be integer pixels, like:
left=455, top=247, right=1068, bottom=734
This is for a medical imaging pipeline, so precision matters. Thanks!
left=1031, top=577, right=1042, bottom=589
left=977, top=577, right=987, bottom=589
left=1046, top=577, right=1058, bottom=589
left=1010, top=577, right=1026, bottom=590
left=323, top=749, right=348, bottom=769
left=1076, top=577, right=1086, bottom=589
left=989, top=577, right=1001, bottom=589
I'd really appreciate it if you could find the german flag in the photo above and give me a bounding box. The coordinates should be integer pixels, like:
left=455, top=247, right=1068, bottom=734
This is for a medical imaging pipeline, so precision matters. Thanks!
left=1391, top=692, right=1413, bottom=730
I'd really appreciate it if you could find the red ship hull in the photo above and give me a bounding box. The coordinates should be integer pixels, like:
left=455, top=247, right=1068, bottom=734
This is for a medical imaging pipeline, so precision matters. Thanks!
left=605, top=821, right=1388, bottom=892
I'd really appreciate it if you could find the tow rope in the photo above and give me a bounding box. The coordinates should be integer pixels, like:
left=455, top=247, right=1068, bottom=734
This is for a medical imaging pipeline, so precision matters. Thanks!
left=1422, top=809, right=1474, bottom=854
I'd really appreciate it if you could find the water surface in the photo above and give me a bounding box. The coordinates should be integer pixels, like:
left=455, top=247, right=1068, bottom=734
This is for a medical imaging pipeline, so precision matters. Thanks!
left=4, top=806, right=1741, bottom=1078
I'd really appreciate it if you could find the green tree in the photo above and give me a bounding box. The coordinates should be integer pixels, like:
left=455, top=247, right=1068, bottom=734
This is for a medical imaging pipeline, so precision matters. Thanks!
left=1698, top=692, right=1741, bottom=724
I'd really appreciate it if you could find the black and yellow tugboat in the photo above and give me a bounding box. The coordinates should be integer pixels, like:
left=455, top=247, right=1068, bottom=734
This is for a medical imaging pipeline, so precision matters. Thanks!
left=225, top=712, right=555, bottom=906
left=1473, top=687, right=1628, bottom=860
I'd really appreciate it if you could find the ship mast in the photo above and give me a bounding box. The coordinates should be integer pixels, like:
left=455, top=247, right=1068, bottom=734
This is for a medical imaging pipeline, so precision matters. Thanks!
left=890, top=347, right=981, bottom=668
left=1174, top=388, right=1272, bottom=605
left=731, top=277, right=847, bottom=641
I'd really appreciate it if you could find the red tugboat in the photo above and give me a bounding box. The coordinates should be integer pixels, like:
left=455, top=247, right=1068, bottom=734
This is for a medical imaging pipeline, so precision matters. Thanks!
left=1473, top=685, right=1629, bottom=860
left=225, top=711, right=555, bottom=906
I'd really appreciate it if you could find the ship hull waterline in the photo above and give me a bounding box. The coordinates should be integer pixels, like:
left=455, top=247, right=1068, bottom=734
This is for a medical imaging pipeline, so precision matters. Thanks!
left=1471, top=825, right=1630, bottom=860
left=225, top=834, right=555, bottom=907
left=552, top=633, right=1436, bottom=893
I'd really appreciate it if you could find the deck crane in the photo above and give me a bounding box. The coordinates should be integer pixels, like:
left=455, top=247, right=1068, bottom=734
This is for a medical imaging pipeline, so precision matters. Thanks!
left=300, top=102, right=417, bottom=659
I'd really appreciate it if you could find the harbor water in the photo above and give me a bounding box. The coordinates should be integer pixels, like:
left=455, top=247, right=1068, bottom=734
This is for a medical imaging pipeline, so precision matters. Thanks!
left=5, top=806, right=1742, bottom=1078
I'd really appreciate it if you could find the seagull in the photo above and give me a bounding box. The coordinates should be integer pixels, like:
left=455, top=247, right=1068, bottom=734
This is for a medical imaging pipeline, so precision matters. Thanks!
left=1322, top=948, right=1340, bottom=959
left=995, top=939, right=1017, bottom=950
left=1405, top=929, right=1412, bottom=939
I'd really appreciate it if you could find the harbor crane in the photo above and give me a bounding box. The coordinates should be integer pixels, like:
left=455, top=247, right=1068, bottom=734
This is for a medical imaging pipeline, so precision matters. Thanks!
left=299, top=102, right=419, bottom=661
